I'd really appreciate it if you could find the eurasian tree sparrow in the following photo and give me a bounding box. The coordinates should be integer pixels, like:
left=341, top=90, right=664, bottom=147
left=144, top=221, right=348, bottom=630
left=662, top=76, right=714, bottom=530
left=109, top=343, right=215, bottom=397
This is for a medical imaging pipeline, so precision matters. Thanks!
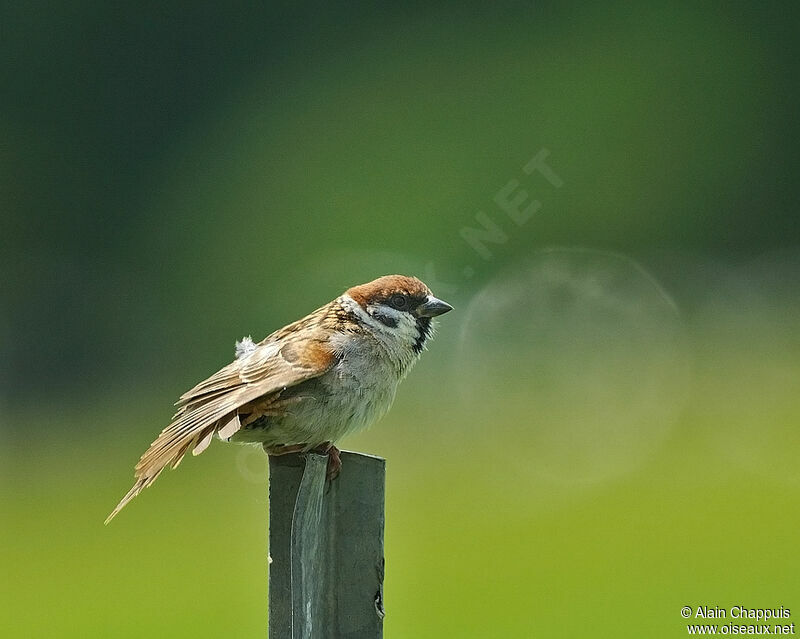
left=106, top=275, right=452, bottom=523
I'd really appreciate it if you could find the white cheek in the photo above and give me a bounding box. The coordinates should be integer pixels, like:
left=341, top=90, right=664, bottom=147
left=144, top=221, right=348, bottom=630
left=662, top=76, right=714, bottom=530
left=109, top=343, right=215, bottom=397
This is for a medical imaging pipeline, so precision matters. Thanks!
left=394, top=314, right=421, bottom=343
left=339, top=295, right=423, bottom=366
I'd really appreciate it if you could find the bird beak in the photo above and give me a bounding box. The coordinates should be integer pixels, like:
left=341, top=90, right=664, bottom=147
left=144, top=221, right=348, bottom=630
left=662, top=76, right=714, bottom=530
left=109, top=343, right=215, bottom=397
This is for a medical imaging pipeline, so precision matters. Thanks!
left=415, top=295, right=453, bottom=318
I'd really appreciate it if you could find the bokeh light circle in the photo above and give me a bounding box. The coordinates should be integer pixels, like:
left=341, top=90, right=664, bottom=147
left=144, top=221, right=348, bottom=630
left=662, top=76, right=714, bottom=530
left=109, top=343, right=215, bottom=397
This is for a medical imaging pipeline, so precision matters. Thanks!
left=456, top=248, right=689, bottom=486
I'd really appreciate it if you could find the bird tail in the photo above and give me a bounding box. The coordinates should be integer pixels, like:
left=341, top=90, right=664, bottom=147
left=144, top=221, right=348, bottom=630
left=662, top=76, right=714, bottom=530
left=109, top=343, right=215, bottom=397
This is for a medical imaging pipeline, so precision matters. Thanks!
left=104, top=473, right=163, bottom=525
left=104, top=409, right=243, bottom=524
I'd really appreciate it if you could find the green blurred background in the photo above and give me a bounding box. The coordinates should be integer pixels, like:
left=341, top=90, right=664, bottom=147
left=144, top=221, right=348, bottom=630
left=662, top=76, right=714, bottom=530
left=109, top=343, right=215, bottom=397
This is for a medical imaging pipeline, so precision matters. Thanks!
left=2, top=2, right=799, bottom=637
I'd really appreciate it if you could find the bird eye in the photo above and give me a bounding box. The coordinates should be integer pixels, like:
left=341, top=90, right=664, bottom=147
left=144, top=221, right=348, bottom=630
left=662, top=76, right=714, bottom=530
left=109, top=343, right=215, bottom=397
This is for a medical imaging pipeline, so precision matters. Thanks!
left=390, top=294, right=408, bottom=309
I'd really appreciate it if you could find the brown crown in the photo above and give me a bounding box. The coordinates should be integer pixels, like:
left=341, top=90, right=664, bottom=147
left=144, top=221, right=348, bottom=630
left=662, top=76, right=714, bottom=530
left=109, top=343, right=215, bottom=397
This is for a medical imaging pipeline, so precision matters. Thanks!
left=345, top=275, right=431, bottom=308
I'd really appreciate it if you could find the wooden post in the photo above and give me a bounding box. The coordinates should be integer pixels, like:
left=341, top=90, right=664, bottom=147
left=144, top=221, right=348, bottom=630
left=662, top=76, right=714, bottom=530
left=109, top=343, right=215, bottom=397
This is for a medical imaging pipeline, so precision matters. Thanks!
left=268, top=451, right=386, bottom=638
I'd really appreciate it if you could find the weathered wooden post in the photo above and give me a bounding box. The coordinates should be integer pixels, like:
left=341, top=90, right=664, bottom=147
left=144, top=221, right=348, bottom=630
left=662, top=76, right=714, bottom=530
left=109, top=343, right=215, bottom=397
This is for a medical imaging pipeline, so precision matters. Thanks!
left=268, top=451, right=386, bottom=638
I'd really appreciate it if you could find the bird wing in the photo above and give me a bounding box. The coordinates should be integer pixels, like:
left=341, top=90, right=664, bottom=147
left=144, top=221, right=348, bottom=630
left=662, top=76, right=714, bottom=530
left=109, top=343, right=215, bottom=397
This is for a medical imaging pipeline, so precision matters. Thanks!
left=105, top=332, right=336, bottom=523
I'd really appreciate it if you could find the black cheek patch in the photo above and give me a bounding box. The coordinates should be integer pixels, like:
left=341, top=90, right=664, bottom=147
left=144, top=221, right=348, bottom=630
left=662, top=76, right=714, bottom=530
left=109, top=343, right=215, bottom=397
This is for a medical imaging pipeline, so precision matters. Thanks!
left=373, top=310, right=399, bottom=328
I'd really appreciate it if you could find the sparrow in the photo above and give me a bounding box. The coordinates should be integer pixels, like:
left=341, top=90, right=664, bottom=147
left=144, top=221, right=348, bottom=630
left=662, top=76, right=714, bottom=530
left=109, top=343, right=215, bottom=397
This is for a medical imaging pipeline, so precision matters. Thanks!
left=105, top=275, right=452, bottom=523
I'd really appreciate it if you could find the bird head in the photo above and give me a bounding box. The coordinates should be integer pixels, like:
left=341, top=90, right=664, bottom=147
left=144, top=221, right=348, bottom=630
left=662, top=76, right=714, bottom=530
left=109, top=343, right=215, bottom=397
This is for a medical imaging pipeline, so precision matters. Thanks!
left=343, top=275, right=453, bottom=354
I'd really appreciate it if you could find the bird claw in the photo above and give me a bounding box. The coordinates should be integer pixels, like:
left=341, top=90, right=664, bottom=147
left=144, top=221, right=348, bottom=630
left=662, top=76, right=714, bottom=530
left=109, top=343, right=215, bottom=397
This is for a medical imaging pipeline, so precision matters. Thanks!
left=311, top=442, right=341, bottom=480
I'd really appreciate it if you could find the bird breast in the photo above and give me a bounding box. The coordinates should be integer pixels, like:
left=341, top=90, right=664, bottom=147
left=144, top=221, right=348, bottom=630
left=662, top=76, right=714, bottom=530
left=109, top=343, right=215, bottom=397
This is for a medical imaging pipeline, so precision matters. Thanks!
left=242, top=333, right=408, bottom=448
left=322, top=332, right=407, bottom=435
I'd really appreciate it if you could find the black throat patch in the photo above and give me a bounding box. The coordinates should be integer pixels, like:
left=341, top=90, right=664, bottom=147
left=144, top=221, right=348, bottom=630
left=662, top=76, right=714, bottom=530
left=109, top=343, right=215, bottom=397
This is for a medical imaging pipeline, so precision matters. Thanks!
left=413, top=317, right=432, bottom=354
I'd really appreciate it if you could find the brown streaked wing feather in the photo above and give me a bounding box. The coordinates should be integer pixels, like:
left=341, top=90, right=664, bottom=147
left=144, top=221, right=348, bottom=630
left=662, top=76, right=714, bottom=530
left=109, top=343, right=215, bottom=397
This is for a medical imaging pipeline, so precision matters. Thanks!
left=176, top=305, right=330, bottom=406
left=105, top=328, right=336, bottom=524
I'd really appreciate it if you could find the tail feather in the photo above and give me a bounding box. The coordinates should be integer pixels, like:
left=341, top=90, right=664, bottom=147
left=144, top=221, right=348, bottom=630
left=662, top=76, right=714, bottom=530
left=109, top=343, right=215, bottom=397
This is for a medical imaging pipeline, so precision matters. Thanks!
left=192, top=428, right=216, bottom=456
left=104, top=418, right=227, bottom=524
left=104, top=470, right=162, bottom=525
left=105, top=378, right=275, bottom=524
left=217, top=413, right=242, bottom=441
